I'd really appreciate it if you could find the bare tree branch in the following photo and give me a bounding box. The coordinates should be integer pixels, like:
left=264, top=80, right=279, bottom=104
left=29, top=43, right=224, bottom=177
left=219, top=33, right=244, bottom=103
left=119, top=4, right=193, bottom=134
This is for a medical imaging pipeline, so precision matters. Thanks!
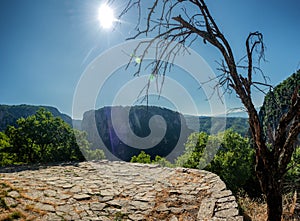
left=119, top=1, right=299, bottom=219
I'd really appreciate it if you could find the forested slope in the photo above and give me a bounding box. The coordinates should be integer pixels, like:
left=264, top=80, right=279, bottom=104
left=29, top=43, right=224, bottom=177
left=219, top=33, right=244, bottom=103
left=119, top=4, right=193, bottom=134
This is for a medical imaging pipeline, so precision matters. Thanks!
left=0, top=104, right=72, bottom=131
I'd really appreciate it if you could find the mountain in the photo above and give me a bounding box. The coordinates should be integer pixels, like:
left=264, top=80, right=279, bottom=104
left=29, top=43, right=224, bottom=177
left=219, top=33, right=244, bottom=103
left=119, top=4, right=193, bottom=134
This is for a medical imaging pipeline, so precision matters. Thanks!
left=0, top=104, right=72, bottom=131
left=81, top=106, right=192, bottom=162
left=72, top=119, right=82, bottom=130
left=184, top=115, right=249, bottom=136
left=0, top=104, right=251, bottom=161
left=259, top=70, right=300, bottom=142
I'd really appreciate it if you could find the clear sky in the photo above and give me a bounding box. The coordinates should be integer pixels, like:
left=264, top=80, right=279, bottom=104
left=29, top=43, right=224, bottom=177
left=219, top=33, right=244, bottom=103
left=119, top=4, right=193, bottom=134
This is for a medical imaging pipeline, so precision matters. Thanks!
left=0, top=0, right=299, bottom=118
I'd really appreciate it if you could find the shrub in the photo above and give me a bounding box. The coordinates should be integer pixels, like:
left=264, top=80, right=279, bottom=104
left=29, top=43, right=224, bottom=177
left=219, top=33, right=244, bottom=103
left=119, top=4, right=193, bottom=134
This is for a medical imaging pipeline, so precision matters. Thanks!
left=130, top=151, right=173, bottom=167
left=130, top=151, right=151, bottom=164
left=176, top=130, right=257, bottom=194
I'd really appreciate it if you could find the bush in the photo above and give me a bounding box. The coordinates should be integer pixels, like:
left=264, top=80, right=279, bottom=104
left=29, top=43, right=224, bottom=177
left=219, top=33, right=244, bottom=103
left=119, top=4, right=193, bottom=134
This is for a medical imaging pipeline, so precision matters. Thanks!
left=1, top=108, right=86, bottom=165
left=130, top=151, right=152, bottom=164
left=0, top=132, right=16, bottom=166
left=176, top=130, right=257, bottom=194
left=74, top=130, right=106, bottom=161
left=152, top=155, right=174, bottom=167
left=176, top=132, right=209, bottom=169
left=207, top=130, right=255, bottom=193
left=130, top=151, right=173, bottom=167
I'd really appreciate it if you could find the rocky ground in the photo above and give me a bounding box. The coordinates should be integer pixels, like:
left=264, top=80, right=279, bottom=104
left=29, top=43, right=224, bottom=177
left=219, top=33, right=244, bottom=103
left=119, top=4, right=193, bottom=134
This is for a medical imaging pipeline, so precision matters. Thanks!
left=0, top=161, right=242, bottom=221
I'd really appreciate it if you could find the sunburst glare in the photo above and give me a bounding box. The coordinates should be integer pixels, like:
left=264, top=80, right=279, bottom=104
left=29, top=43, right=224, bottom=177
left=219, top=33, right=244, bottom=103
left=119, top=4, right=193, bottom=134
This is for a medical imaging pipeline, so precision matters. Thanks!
left=98, top=4, right=115, bottom=29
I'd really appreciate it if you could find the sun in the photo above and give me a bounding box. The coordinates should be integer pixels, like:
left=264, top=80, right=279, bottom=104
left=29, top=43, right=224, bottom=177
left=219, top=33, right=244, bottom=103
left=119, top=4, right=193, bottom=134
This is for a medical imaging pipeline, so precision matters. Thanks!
left=98, top=4, right=115, bottom=29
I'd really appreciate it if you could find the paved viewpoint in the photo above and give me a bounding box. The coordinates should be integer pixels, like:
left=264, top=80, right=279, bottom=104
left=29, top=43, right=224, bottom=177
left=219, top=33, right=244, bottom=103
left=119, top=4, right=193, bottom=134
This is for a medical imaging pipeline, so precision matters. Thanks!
left=0, top=161, right=242, bottom=221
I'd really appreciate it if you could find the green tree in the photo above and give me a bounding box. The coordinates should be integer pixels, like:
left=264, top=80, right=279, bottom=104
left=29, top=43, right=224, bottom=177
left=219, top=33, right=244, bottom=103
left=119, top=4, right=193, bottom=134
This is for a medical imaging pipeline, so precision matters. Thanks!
left=130, top=151, right=173, bottom=167
left=208, top=130, right=255, bottom=193
left=74, top=130, right=106, bottom=161
left=176, top=132, right=208, bottom=169
left=4, top=108, right=84, bottom=164
left=130, top=151, right=151, bottom=164
left=0, top=132, right=15, bottom=166
left=0, top=132, right=10, bottom=150
left=177, top=130, right=255, bottom=193
left=6, top=123, right=36, bottom=163
left=152, top=156, right=173, bottom=168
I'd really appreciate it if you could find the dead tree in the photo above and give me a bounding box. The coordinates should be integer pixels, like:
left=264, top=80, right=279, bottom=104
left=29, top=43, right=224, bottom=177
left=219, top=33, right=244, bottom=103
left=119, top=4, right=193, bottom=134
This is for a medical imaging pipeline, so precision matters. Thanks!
left=118, top=0, right=300, bottom=220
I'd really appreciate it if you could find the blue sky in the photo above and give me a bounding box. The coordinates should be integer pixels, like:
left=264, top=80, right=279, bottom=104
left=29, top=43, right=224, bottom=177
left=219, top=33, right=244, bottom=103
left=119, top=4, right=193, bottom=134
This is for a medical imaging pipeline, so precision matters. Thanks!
left=0, top=0, right=299, bottom=118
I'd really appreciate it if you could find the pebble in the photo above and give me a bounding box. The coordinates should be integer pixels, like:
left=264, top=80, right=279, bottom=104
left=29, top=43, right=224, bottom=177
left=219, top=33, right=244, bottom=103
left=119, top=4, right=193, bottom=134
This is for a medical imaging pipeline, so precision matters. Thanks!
left=0, top=161, right=242, bottom=220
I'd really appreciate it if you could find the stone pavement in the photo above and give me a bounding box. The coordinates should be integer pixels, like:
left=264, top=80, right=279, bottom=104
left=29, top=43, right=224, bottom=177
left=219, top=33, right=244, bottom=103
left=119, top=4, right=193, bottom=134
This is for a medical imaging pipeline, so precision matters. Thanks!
left=0, top=161, right=243, bottom=221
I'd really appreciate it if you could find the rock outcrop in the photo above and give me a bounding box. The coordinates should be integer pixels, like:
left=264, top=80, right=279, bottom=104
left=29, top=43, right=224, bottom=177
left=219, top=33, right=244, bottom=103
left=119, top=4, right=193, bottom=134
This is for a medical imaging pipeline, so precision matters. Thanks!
left=0, top=161, right=242, bottom=220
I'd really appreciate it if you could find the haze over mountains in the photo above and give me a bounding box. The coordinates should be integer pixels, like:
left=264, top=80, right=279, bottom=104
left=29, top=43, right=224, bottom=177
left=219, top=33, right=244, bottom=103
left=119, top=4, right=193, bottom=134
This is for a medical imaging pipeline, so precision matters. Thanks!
left=0, top=104, right=249, bottom=134
left=1, top=70, right=298, bottom=162
left=0, top=104, right=72, bottom=131
left=0, top=104, right=249, bottom=161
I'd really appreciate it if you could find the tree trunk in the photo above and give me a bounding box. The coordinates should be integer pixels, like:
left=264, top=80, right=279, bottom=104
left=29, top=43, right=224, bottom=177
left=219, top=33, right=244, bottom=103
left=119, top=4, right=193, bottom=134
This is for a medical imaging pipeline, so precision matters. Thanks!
left=260, top=168, right=283, bottom=221
left=255, top=151, right=283, bottom=221
left=266, top=185, right=282, bottom=221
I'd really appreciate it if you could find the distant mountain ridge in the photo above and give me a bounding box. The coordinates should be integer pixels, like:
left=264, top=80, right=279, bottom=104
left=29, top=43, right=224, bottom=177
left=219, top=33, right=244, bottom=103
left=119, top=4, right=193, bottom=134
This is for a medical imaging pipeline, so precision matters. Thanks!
left=81, top=106, right=191, bottom=161
left=0, top=103, right=250, bottom=162
left=184, top=115, right=249, bottom=136
left=0, top=104, right=250, bottom=137
left=0, top=104, right=72, bottom=131
left=79, top=106, right=250, bottom=161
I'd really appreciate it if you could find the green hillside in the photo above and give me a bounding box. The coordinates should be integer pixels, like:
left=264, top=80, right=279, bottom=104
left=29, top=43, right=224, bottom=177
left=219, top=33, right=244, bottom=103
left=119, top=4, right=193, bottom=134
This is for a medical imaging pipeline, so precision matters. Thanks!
left=0, top=104, right=72, bottom=131
left=259, top=70, right=300, bottom=143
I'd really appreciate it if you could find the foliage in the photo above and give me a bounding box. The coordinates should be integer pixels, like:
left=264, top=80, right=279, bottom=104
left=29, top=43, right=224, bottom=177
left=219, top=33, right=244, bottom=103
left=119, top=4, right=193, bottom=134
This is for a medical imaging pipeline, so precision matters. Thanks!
left=120, top=0, right=300, bottom=219
left=74, top=130, right=106, bottom=161
left=258, top=71, right=300, bottom=197
left=131, top=130, right=258, bottom=193
left=176, top=130, right=256, bottom=193
left=199, top=117, right=249, bottom=137
left=259, top=70, right=300, bottom=144
left=283, top=145, right=300, bottom=194
left=152, top=155, right=174, bottom=167
left=87, top=149, right=106, bottom=161
left=0, top=132, right=15, bottom=166
left=175, top=132, right=209, bottom=169
left=0, top=104, right=72, bottom=132
left=130, top=151, right=151, bottom=164
left=0, top=108, right=87, bottom=165
left=130, top=151, right=173, bottom=167
left=207, top=130, right=255, bottom=193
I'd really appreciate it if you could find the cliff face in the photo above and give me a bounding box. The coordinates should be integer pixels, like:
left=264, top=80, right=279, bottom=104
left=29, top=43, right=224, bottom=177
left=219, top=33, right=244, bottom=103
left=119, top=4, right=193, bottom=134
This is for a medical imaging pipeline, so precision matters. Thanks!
left=0, top=104, right=72, bottom=131
left=81, top=106, right=192, bottom=161
left=259, top=70, right=300, bottom=143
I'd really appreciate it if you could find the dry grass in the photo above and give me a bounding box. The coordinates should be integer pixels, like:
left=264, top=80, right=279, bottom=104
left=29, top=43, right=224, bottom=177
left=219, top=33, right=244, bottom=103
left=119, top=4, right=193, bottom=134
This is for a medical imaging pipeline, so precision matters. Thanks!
left=0, top=181, right=43, bottom=220
left=0, top=183, right=27, bottom=221
left=238, top=194, right=267, bottom=221
left=24, top=204, right=47, bottom=215
left=238, top=192, right=299, bottom=221
left=0, top=211, right=22, bottom=221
